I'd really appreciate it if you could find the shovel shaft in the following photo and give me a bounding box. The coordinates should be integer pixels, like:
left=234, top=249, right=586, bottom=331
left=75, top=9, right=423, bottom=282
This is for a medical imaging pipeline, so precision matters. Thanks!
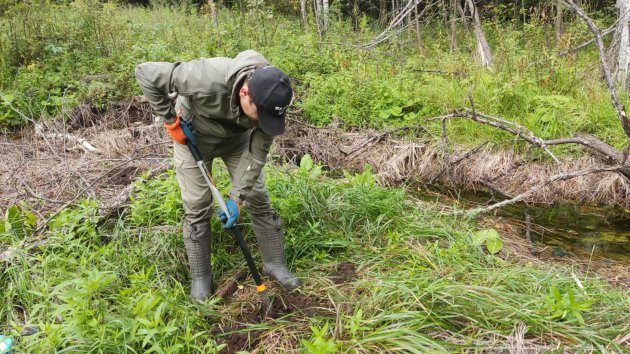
left=185, top=140, right=229, bottom=216
left=231, top=225, right=265, bottom=292
left=185, top=139, right=267, bottom=294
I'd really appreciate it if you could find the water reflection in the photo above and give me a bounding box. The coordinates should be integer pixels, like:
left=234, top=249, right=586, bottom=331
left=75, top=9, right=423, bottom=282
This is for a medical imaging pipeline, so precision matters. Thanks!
left=412, top=185, right=630, bottom=263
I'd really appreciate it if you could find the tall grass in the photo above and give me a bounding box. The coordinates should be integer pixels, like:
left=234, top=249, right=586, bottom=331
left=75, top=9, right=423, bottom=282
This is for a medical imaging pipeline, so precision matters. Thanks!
left=2, top=160, right=627, bottom=352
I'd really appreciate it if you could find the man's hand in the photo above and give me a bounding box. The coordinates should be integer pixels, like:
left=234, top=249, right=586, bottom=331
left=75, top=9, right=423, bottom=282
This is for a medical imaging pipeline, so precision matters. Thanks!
left=218, top=199, right=240, bottom=229
left=163, top=114, right=196, bottom=144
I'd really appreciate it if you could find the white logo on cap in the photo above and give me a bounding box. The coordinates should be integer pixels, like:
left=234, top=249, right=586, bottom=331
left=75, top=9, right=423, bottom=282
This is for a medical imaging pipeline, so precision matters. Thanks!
left=275, top=105, right=288, bottom=115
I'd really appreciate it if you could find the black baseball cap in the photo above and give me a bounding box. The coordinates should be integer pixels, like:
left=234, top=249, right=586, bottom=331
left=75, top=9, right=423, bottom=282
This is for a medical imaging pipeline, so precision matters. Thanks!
left=248, top=66, right=293, bottom=136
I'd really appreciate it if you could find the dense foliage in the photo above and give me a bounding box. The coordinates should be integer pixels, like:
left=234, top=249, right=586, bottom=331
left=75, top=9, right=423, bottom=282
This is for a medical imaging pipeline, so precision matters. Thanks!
left=0, top=0, right=627, bottom=153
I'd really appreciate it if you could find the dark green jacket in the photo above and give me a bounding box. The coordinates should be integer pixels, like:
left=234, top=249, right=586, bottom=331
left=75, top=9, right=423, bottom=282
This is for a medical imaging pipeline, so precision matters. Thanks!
left=135, top=50, right=274, bottom=202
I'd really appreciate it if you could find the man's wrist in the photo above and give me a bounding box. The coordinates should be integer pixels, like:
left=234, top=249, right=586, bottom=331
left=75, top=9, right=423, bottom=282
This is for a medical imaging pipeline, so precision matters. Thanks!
left=163, top=112, right=176, bottom=124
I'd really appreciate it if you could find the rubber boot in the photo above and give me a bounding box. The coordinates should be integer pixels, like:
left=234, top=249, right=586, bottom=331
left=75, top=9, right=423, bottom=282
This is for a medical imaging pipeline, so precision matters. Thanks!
left=183, top=220, right=213, bottom=300
left=255, top=228, right=301, bottom=291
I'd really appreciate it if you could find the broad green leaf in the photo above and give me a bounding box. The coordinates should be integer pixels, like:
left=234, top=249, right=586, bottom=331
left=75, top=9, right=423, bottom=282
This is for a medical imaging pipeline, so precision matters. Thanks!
left=485, top=238, right=503, bottom=254
left=310, top=166, right=322, bottom=178
left=300, top=154, right=313, bottom=171
left=472, top=228, right=500, bottom=245
left=389, top=106, right=403, bottom=117
left=5, top=205, right=25, bottom=238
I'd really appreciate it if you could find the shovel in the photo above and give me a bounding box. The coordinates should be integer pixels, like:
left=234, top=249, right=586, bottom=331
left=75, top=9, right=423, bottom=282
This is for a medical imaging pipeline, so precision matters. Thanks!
left=183, top=137, right=272, bottom=317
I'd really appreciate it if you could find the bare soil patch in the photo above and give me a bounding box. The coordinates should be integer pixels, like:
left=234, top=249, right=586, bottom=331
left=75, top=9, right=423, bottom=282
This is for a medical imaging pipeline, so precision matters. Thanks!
left=330, top=262, right=357, bottom=284
left=212, top=289, right=333, bottom=353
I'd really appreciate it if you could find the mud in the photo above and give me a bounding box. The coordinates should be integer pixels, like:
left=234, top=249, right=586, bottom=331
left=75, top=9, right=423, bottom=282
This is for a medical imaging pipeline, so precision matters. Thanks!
left=267, top=292, right=332, bottom=319
left=330, top=262, right=357, bottom=284
left=212, top=292, right=333, bottom=353
left=211, top=326, right=263, bottom=354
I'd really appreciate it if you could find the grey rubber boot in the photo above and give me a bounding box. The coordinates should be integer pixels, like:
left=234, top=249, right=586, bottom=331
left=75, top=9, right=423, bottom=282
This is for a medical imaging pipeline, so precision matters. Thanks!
left=255, top=228, right=301, bottom=291
left=183, top=220, right=213, bottom=300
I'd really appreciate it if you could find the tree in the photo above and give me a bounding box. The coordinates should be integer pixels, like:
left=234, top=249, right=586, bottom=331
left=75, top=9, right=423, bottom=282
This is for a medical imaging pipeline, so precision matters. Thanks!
left=614, top=0, right=630, bottom=89
left=465, top=0, right=493, bottom=68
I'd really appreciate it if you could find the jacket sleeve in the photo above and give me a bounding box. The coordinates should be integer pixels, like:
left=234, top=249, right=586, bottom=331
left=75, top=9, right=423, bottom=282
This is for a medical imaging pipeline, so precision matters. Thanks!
left=230, top=129, right=273, bottom=202
left=134, top=62, right=182, bottom=123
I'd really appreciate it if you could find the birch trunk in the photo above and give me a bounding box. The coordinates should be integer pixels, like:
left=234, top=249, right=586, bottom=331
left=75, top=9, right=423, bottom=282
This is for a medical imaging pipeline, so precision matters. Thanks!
left=322, top=0, right=329, bottom=31
left=616, top=0, right=630, bottom=89
left=555, top=0, right=564, bottom=43
left=450, top=0, right=457, bottom=51
left=300, top=0, right=308, bottom=31
left=208, top=0, right=218, bottom=27
left=465, top=0, right=493, bottom=68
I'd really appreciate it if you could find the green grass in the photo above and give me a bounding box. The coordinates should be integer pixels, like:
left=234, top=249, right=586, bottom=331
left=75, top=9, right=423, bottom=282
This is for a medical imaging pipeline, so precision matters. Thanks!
left=0, top=2, right=628, bottom=156
left=1, top=160, right=628, bottom=352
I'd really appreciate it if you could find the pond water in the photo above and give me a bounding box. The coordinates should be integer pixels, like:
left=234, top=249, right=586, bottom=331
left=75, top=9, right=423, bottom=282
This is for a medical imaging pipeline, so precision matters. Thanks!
left=412, top=185, right=630, bottom=263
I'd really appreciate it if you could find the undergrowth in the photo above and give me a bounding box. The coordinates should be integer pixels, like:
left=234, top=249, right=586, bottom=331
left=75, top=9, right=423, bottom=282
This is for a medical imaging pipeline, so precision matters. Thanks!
left=0, top=1, right=628, bottom=156
left=1, top=159, right=628, bottom=352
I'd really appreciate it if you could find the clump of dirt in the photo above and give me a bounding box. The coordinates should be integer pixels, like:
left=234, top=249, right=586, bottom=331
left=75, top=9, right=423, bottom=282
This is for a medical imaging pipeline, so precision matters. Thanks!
left=106, top=166, right=140, bottom=186
left=211, top=326, right=264, bottom=354
left=330, top=262, right=357, bottom=284
left=268, top=292, right=332, bottom=319
left=211, top=292, right=332, bottom=353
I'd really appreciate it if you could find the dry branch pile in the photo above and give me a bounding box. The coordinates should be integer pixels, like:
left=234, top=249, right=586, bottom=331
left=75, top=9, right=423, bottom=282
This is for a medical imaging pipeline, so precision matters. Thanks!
left=0, top=97, right=170, bottom=218
left=275, top=117, right=630, bottom=208
left=3, top=97, right=630, bottom=225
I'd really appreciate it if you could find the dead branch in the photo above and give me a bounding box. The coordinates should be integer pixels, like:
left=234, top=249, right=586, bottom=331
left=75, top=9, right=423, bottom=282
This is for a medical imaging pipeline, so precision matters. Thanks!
left=360, top=0, right=421, bottom=48
left=558, top=27, right=615, bottom=57
left=562, top=0, right=630, bottom=163
left=467, top=165, right=624, bottom=214
left=34, top=123, right=101, bottom=153
left=97, top=165, right=169, bottom=226
left=441, top=118, right=454, bottom=184
left=342, top=124, right=429, bottom=156
left=216, top=269, right=249, bottom=300
left=15, top=176, right=65, bottom=204
left=34, top=154, right=162, bottom=234
left=459, top=105, right=560, bottom=164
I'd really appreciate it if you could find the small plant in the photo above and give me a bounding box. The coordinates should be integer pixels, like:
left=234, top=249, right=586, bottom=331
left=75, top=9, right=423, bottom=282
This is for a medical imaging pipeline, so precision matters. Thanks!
left=2, top=204, right=36, bottom=240
left=544, top=286, right=594, bottom=325
left=472, top=228, right=504, bottom=255
left=298, top=154, right=323, bottom=179
left=301, top=323, right=339, bottom=354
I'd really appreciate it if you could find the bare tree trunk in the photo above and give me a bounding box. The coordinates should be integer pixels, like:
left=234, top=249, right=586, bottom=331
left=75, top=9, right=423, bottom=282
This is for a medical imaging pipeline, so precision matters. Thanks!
left=457, top=0, right=469, bottom=33
left=616, top=0, right=630, bottom=89
left=465, top=0, right=493, bottom=67
left=380, top=0, right=388, bottom=25
left=450, top=0, right=458, bottom=51
left=314, top=0, right=324, bottom=39
left=415, top=0, right=421, bottom=43
left=322, top=0, right=329, bottom=31
left=555, top=0, right=564, bottom=43
left=208, top=0, right=218, bottom=27
left=300, top=0, right=308, bottom=31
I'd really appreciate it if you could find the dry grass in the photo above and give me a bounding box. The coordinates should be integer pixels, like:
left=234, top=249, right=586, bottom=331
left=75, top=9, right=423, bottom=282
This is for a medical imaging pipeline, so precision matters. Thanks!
left=0, top=98, right=169, bottom=216
left=275, top=118, right=630, bottom=208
